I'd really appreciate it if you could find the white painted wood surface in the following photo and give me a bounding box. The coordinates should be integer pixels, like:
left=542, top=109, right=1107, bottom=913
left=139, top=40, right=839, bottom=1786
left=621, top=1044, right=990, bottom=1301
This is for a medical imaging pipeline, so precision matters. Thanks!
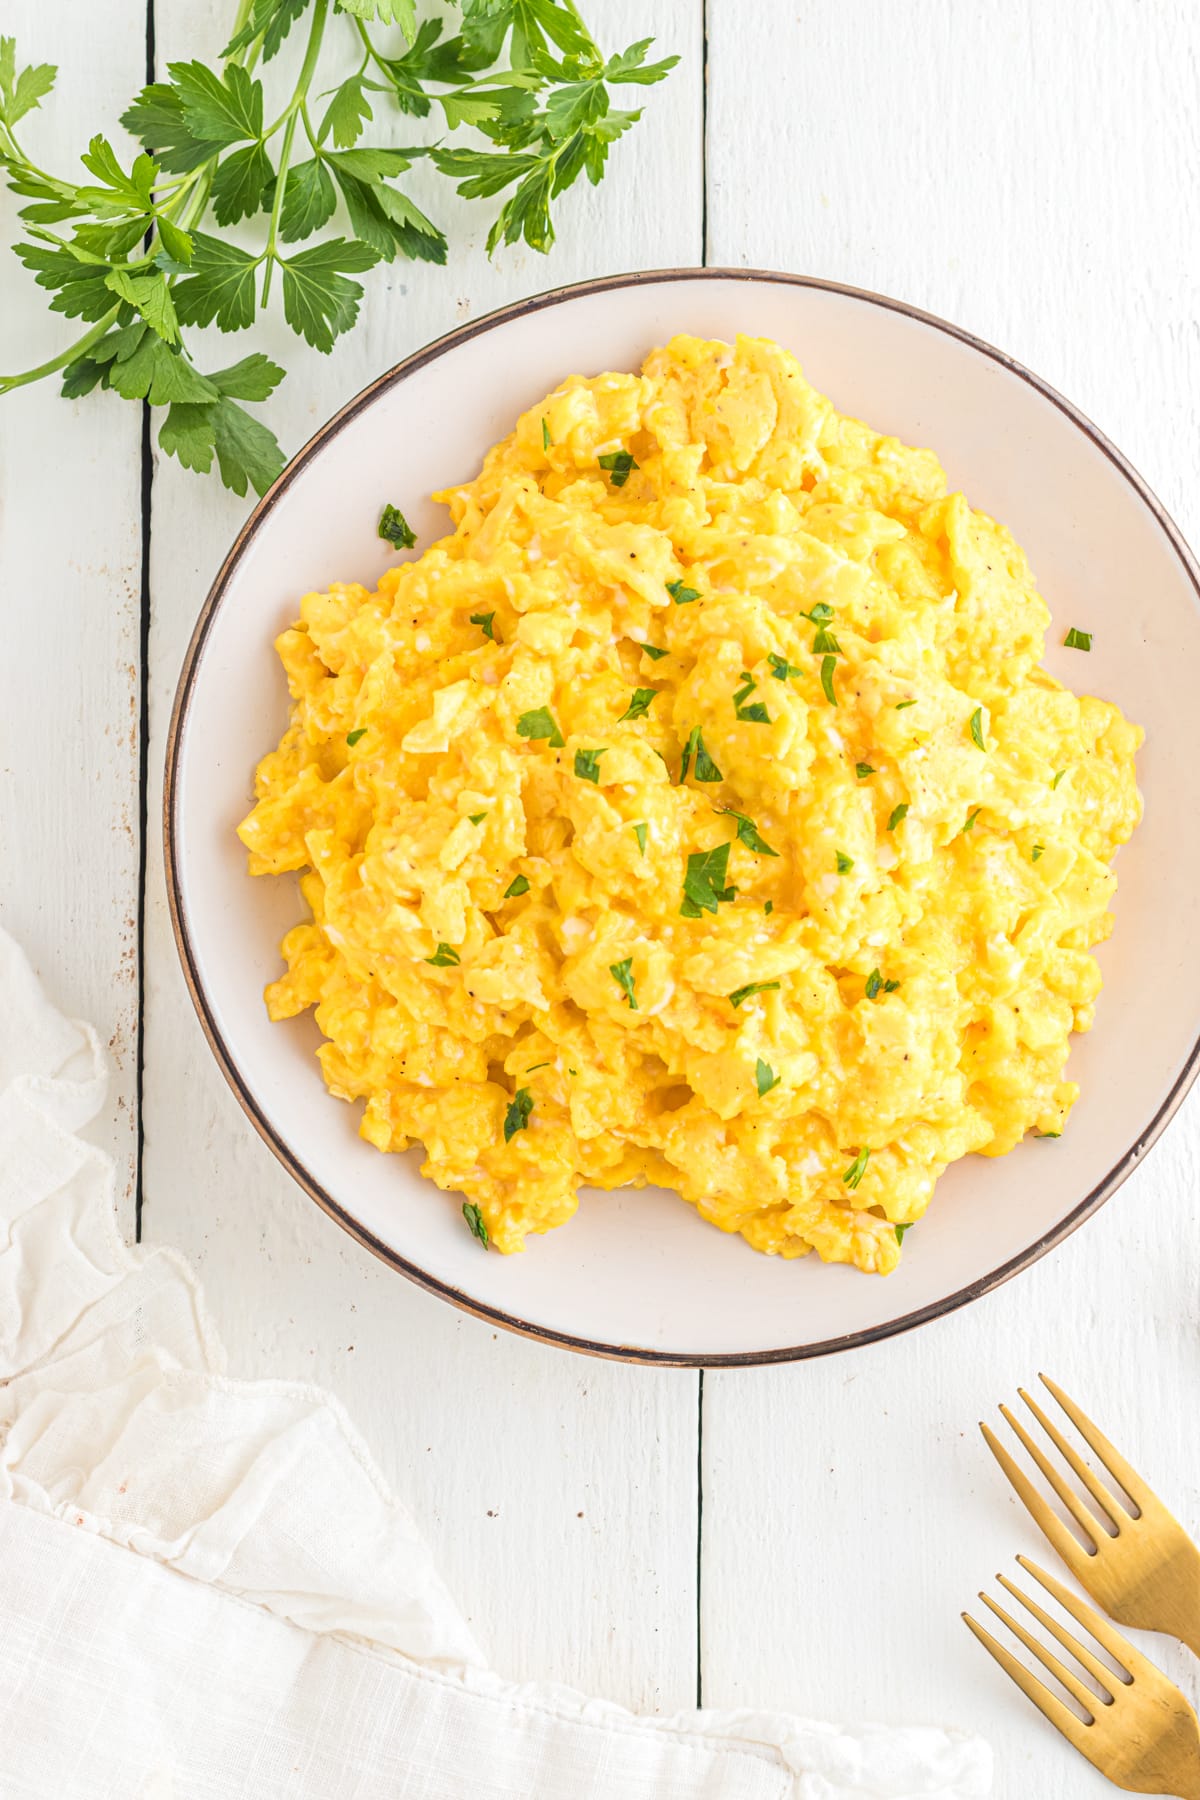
left=5, top=0, right=1200, bottom=1791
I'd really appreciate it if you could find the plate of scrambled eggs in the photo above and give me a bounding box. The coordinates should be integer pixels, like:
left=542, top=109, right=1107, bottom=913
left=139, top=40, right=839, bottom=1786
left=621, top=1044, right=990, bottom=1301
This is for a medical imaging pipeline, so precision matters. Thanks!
left=166, top=270, right=1200, bottom=1362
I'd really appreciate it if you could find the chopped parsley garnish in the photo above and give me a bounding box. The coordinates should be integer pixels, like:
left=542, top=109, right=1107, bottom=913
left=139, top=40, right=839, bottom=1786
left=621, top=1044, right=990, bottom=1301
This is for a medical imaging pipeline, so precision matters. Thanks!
left=680, top=841, right=735, bottom=917
left=1036, top=1130, right=1062, bottom=1139
left=842, top=1147, right=870, bottom=1190
left=470, top=611, right=496, bottom=640
left=768, top=653, right=804, bottom=681
left=503, top=1088, right=534, bottom=1142
left=574, top=748, right=606, bottom=783
left=733, top=673, right=771, bottom=724
left=378, top=503, right=416, bottom=549
left=969, top=707, right=986, bottom=750
left=426, top=943, right=460, bottom=966
left=526, top=1062, right=550, bottom=1073
left=836, top=850, right=854, bottom=873
left=865, top=969, right=882, bottom=1000
left=346, top=727, right=367, bottom=746
left=887, top=803, right=908, bottom=831
left=517, top=706, right=565, bottom=748
left=756, top=1058, right=781, bottom=1096
left=640, top=641, right=670, bottom=660
left=541, top=417, right=552, bottom=450
left=720, top=808, right=779, bottom=857
left=667, top=578, right=700, bottom=604
left=894, top=1222, right=911, bottom=1244
left=855, top=763, right=875, bottom=779
left=1051, top=767, right=1068, bottom=789
left=729, top=980, right=781, bottom=1008
left=764, top=899, right=774, bottom=914
left=820, top=655, right=838, bottom=706
left=609, top=957, right=638, bottom=1010
left=884, top=978, right=901, bottom=993
left=620, top=687, right=658, bottom=722
left=468, top=811, right=487, bottom=824
left=812, top=626, right=841, bottom=655
left=680, top=726, right=723, bottom=784
left=1031, top=844, right=1044, bottom=863
left=633, top=821, right=649, bottom=856
left=895, top=699, right=917, bottom=711
left=806, top=602, right=834, bottom=624
left=961, top=808, right=981, bottom=835
left=504, top=875, right=530, bottom=897
left=599, top=450, right=638, bottom=488
left=462, top=1202, right=489, bottom=1248
left=1065, top=627, right=1093, bottom=651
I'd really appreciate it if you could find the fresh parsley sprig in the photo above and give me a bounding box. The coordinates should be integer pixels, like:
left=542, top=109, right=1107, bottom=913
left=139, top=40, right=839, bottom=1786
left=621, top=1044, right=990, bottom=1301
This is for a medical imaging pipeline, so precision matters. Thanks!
left=0, top=6, right=676, bottom=496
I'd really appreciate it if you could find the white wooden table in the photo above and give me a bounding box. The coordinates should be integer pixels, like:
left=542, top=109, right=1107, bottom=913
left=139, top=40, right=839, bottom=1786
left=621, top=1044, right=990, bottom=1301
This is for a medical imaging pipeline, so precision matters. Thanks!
left=5, top=4, right=1200, bottom=1794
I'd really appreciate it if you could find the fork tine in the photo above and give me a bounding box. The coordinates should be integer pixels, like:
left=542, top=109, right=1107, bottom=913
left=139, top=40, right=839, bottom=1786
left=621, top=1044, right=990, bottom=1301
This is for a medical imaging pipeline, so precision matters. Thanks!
left=979, top=1589, right=1100, bottom=1716
left=998, top=1404, right=1102, bottom=1548
left=996, top=1571, right=1117, bottom=1700
left=1040, top=1374, right=1152, bottom=1515
left=1016, top=1557, right=1158, bottom=1684
left=981, top=1421, right=1097, bottom=1580
left=963, top=1610, right=1094, bottom=1753
left=1018, top=1386, right=1124, bottom=1529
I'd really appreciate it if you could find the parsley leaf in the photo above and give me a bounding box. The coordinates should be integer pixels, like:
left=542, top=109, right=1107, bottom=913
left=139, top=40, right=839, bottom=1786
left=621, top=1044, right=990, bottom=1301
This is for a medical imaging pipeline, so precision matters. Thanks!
left=842, top=1147, right=870, bottom=1189
left=1065, top=627, right=1093, bottom=650
left=667, top=578, right=700, bottom=604
left=0, top=40, right=56, bottom=126
left=680, top=841, right=734, bottom=917
left=961, top=808, right=982, bottom=835
left=729, top=980, right=780, bottom=1008
left=542, top=415, right=552, bottom=449
left=894, top=1221, right=911, bottom=1244
left=504, top=874, right=530, bottom=897
left=598, top=449, right=637, bottom=487
left=812, top=625, right=840, bottom=655
left=836, top=850, right=854, bottom=873
left=755, top=1058, right=780, bottom=1097
left=855, top=763, right=875, bottom=779
left=517, top=706, right=565, bottom=748
left=470, top=610, right=496, bottom=639
left=632, top=821, right=648, bottom=856
left=820, top=655, right=838, bottom=706
left=887, top=803, right=908, bottom=831
left=462, top=1201, right=489, bottom=1247
left=468, top=811, right=486, bottom=824
left=171, top=233, right=259, bottom=332
left=346, top=727, right=367, bottom=746
left=574, top=747, right=605, bottom=782
left=720, top=808, right=779, bottom=857
left=619, top=687, right=657, bottom=721
left=687, top=730, right=723, bottom=783
left=503, top=1087, right=534, bottom=1141
left=865, top=968, right=882, bottom=999
left=609, top=957, right=638, bottom=1009
left=1052, top=767, right=1068, bottom=789
left=1031, top=844, right=1044, bottom=863
left=768, top=653, right=803, bottom=681
left=895, top=699, right=917, bottom=711
left=639, top=641, right=669, bottom=660
left=379, top=502, right=416, bottom=549
left=279, top=238, right=380, bottom=352
left=969, top=706, right=986, bottom=750
left=426, top=942, right=461, bottom=966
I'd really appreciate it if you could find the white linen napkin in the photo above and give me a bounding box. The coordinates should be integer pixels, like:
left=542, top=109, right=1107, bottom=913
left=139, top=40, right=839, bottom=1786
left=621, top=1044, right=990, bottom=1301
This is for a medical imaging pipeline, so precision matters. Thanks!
left=0, top=925, right=991, bottom=1799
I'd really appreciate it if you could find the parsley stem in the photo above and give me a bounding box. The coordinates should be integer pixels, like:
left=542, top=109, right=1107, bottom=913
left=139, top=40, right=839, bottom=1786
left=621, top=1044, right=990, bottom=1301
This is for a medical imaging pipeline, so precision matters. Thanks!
left=260, top=0, right=330, bottom=304
left=0, top=307, right=121, bottom=394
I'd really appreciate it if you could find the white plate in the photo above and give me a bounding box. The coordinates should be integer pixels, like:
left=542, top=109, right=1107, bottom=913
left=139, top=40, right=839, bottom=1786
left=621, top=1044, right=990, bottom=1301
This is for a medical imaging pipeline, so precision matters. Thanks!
left=166, top=269, right=1200, bottom=1364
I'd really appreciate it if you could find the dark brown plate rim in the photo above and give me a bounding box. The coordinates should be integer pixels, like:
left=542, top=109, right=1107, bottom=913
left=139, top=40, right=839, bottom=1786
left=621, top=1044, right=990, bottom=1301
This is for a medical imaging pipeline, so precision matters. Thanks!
left=164, top=264, right=1200, bottom=1367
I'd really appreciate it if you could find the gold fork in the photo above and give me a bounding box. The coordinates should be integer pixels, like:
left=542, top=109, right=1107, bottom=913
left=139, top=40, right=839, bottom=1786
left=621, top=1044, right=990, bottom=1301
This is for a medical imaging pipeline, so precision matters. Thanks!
left=982, top=1374, right=1200, bottom=1659
left=965, top=1556, right=1200, bottom=1798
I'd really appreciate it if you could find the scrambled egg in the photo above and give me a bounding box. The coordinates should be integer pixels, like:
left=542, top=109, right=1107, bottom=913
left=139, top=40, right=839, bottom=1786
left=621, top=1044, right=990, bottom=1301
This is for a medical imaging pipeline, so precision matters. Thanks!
left=239, top=333, right=1142, bottom=1274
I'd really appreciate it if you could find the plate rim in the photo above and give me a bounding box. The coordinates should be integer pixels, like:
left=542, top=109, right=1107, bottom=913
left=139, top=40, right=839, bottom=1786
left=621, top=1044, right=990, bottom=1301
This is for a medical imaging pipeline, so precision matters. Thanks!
left=163, top=263, right=1200, bottom=1367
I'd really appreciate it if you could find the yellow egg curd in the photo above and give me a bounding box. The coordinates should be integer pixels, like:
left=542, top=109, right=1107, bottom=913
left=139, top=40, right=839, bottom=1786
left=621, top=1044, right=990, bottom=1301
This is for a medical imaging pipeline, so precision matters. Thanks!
left=239, top=333, right=1142, bottom=1273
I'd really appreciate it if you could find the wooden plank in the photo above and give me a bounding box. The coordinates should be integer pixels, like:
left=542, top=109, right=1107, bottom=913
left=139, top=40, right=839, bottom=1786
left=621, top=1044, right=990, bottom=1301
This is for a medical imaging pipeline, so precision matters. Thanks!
left=702, top=2, right=1200, bottom=1791
left=0, top=3, right=146, bottom=1226
left=140, top=0, right=705, bottom=1712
